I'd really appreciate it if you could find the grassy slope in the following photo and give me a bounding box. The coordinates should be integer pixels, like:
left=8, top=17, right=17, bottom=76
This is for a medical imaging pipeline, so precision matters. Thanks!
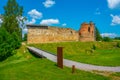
left=30, top=41, right=120, bottom=66
left=0, top=46, right=110, bottom=80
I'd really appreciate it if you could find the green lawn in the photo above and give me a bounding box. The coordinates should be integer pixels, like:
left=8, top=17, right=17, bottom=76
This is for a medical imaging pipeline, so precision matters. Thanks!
left=0, top=45, right=111, bottom=80
left=30, top=41, right=120, bottom=66
left=112, top=72, right=120, bottom=77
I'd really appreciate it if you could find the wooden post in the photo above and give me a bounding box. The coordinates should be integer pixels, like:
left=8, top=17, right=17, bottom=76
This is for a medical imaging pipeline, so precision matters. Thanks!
left=72, top=65, right=75, bottom=74
left=57, top=47, right=63, bottom=69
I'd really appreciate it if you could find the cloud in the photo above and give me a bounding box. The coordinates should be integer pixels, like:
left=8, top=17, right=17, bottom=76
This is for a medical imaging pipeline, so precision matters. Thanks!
left=0, top=14, right=3, bottom=24
left=62, top=23, right=67, bottom=26
left=28, top=9, right=42, bottom=19
left=95, top=8, right=101, bottom=15
left=110, top=14, right=120, bottom=25
left=23, top=28, right=28, bottom=33
left=40, top=19, right=59, bottom=25
left=43, top=0, right=55, bottom=8
left=0, top=19, right=2, bottom=24
left=101, top=33, right=117, bottom=38
left=27, top=19, right=36, bottom=24
left=107, top=0, right=120, bottom=9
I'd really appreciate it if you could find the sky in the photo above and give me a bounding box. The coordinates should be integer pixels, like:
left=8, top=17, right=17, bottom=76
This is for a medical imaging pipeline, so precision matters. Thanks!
left=0, top=0, right=120, bottom=37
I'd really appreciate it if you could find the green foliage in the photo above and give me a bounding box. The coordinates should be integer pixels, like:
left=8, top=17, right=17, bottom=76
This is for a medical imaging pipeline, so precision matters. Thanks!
left=92, top=44, right=96, bottom=50
left=11, top=32, right=21, bottom=49
left=0, top=27, right=21, bottom=61
left=0, top=27, right=15, bottom=61
left=102, top=37, right=112, bottom=42
left=114, top=37, right=120, bottom=40
left=116, top=42, right=120, bottom=48
left=23, top=33, right=27, bottom=41
left=0, top=0, right=24, bottom=61
left=95, top=27, right=102, bottom=41
left=2, top=0, right=24, bottom=40
left=4, top=0, right=23, bottom=17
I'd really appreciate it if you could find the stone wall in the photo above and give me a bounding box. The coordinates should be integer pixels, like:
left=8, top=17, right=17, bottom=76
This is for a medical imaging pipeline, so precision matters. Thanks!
left=27, top=22, right=95, bottom=44
left=27, top=25, right=78, bottom=44
left=78, top=22, right=95, bottom=42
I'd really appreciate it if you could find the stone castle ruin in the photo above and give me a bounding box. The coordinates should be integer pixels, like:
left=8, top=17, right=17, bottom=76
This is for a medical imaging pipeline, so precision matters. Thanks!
left=27, top=22, right=95, bottom=44
left=79, top=22, right=95, bottom=41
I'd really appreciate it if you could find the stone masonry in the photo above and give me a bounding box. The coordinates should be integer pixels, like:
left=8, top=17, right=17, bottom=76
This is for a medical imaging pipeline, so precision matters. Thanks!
left=27, top=22, right=95, bottom=44
left=78, top=22, right=95, bottom=42
left=27, top=25, right=78, bottom=44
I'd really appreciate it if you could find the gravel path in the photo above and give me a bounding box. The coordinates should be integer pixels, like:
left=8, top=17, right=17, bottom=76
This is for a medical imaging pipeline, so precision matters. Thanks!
left=28, top=46, right=120, bottom=72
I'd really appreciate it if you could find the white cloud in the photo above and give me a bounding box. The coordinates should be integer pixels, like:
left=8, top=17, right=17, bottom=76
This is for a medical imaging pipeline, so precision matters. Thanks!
left=40, top=19, right=59, bottom=25
left=95, top=8, right=101, bottom=15
left=62, top=23, right=67, bottom=26
left=0, top=14, right=3, bottom=24
left=27, top=19, right=36, bottom=24
left=43, top=0, right=55, bottom=8
left=101, top=33, right=117, bottom=38
left=28, top=9, right=42, bottom=19
left=22, top=28, right=28, bottom=38
left=107, top=0, right=120, bottom=9
left=0, top=18, right=2, bottom=24
left=23, top=28, right=28, bottom=33
left=110, top=14, right=120, bottom=25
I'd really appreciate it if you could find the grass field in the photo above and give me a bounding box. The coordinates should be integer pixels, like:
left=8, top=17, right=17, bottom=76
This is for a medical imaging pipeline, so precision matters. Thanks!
left=0, top=45, right=112, bottom=80
left=30, top=41, right=120, bottom=66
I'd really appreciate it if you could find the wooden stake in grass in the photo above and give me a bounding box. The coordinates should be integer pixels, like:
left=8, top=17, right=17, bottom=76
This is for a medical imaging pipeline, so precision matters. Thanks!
left=57, top=47, right=63, bottom=69
left=72, top=65, right=75, bottom=74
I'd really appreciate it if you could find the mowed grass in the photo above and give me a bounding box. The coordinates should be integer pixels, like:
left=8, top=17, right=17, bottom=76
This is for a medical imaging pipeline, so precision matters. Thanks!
left=30, top=41, right=120, bottom=66
left=0, top=46, right=110, bottom=80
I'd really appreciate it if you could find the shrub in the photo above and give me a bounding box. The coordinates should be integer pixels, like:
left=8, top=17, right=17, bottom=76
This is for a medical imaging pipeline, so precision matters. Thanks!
left=102, top=37, right=112, bottom=42
left=92, top=44, right=96, bottom=50
left=0, top=27, right=21, bottom=61
left=12, top=32, right=21, bottom=49
left=116, top=42, right=120, bottom=48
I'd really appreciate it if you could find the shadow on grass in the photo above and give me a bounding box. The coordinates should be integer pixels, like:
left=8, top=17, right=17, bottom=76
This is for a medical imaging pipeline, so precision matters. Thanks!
left=28, top=49, right=46, bottom=58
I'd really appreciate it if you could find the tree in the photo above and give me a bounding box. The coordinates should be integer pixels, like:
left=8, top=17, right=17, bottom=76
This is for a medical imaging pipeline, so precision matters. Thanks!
left=114, top=37, right=120, bottom=40
left=116, top=42, right=120, bottom=48
left=0, top=27, right=15, bottom=61
left=0, top=0, right=24, bottom=61
left=102, top=37, right=112, bottom=42
left=2, top=0, right=24, bottom=40
left=95, top=27, right=102, bottom=41
left=23, top=33, right=27, bottom=41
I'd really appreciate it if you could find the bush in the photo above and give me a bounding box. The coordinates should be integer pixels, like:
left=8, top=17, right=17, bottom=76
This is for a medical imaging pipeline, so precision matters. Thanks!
left=116, top=42, right=120, bottom=48
left=0, top=27, right=21, bottom=61
left=92, top=44, right=96, bottom=50
left=12, top=32, right=21, bottom=49
left=102, top=37, right=112, bottom=42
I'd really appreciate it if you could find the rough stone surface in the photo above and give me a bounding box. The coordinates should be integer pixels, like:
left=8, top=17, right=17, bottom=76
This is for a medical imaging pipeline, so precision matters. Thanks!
left=79, top=22, right=95, bottom=42
left=27, top=25, right=78, bottom=44
left=27, top=22, right=95, bottom=44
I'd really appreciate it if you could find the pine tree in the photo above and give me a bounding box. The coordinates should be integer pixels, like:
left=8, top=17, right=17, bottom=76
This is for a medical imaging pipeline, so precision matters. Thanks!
left=95, top=27, right=102, bottom=41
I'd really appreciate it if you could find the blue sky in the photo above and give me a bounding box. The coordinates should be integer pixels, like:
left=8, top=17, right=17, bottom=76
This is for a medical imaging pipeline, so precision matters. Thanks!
left=0, top=0, right=120, bottom=37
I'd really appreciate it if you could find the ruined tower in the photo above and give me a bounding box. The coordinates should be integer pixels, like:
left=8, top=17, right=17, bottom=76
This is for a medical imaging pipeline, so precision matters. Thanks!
left=78, top=22, right=95, bottom=41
